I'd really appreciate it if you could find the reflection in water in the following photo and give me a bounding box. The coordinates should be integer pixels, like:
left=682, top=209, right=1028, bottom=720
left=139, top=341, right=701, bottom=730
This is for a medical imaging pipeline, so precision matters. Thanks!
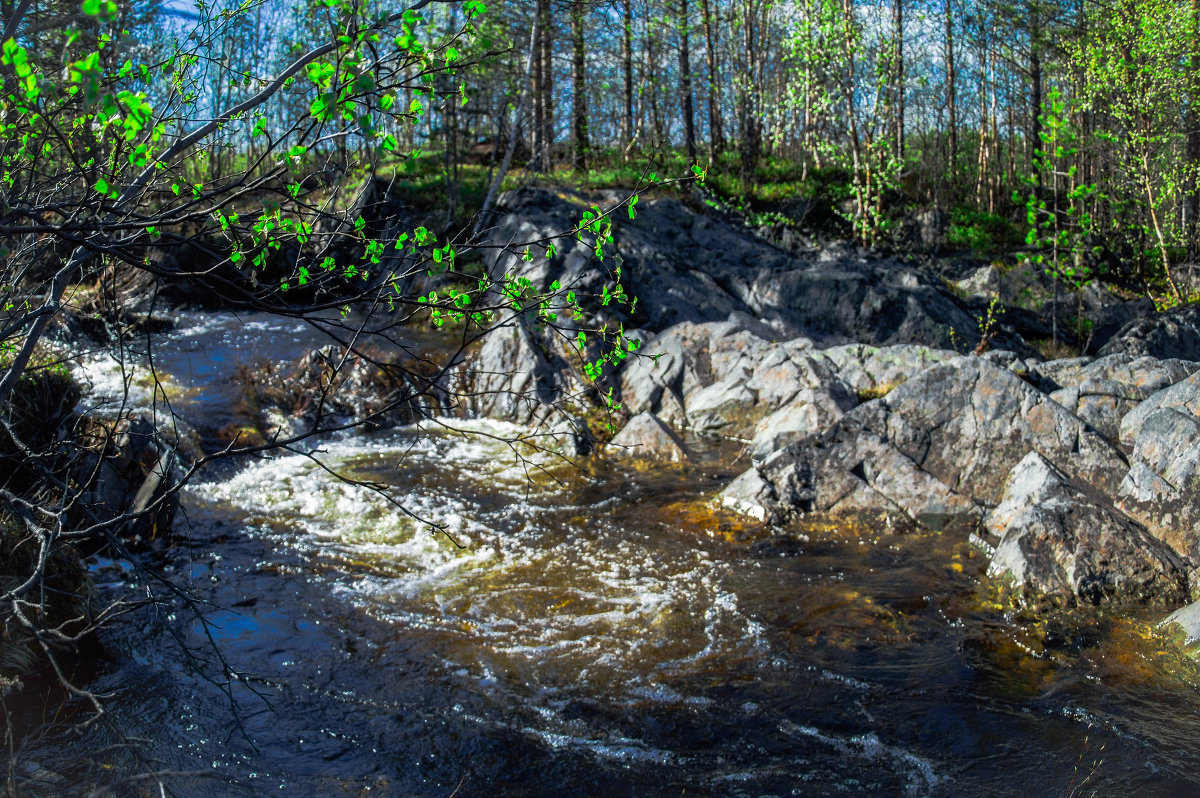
left=27, top=313, right=1200, bottom=796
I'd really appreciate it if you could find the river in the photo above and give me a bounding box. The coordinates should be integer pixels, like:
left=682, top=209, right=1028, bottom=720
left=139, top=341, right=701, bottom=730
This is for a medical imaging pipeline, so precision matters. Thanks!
left=16, top=311, right=1200, bottom=796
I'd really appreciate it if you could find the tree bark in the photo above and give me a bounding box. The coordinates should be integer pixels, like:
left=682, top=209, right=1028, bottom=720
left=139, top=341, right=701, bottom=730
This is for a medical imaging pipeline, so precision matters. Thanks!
left=571, top=0, right=588, bottom=171
left=700, top=0, right=723, bottom=158
left=945, top=0, right=956, bottom=180
left=622, top=0, right=634, bottom=152
left=679, top=0, right=696, bottom=162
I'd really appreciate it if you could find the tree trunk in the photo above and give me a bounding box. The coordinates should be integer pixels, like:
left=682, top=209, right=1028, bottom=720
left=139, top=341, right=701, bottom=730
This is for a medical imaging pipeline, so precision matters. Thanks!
left=1189, top=0, right=1200, bottom=256
left=945, top=0, right=956, bottom=180
left=700, top=0, right=723, bottom=158
left=893, top=0, right=904, bottom=160
left=679, top=0, right=696, bottom=162
left=622, top=0, right=634, bottom=152
left=571, top=0, right=588, bottom=172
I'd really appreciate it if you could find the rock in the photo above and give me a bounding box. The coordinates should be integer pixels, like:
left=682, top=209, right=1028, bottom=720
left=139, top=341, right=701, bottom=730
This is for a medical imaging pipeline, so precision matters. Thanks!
left=1027, top=353, right=1200, bottom=444
left=608, top=412, right=691, bottom=463
left=617, top=319, right=854, bottom=442
left=1120, top=368, right=1200, bottom=446
left=815, top=343, right=958, bottom=397
left=1116, top=408, right=1200, bottom=562
left=488, top=187, right=986, bottom=350
left=903, top=208, right=951, bottom=251
left=718, top=467, right=775, bottom=521
left=545, top=414, right=595, bottom=457
left=1162, top=599, right=1200, bottom=643
left=1098, top=302, right=1200, bottom=361
left=463, top=320, right=562, bottom=424
left=1050, top=378, right=1149, bottom=443
left=985, top=452, right=1187, bottom=605
left=731, top=356, right=1130, bottom=525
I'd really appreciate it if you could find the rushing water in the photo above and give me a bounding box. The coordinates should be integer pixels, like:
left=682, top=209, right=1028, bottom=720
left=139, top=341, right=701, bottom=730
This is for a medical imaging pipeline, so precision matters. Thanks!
left=17, top=313, right=1200, bottom=796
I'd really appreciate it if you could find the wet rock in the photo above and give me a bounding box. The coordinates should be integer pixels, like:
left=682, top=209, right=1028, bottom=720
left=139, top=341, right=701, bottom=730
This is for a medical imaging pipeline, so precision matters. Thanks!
left=719, top=467, right=775, bottom=521
left=545, top=414, right=595, bottom=458
left=1098, top=302, right=1200, bottom=361
left=985, top=452, right=1187, bottom=605
left=608, top=412, right=691, bottom=463
left=729, top=356, right=1129, bottom=525
left=242, top=344, right=451, bottom=437
left=1161, top=599, right=1200, bottom=643
left=74, top=415, right=181, bottom=547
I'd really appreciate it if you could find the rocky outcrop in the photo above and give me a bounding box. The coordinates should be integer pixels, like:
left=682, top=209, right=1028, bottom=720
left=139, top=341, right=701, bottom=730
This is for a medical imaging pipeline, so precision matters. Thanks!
left=1098, top=302, right=1200, bottom=361
left=459, top=187, right=1200, bottom=606
left=486, top=188, right=986, bottom=350
left=726, top=357, right=1129, bottom=524
left=984, top=452, right=1187, bottom=605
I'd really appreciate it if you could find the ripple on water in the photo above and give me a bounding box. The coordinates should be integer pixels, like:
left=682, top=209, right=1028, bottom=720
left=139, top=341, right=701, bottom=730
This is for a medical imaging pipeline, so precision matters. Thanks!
left=185, top=420, right=771, bottom=714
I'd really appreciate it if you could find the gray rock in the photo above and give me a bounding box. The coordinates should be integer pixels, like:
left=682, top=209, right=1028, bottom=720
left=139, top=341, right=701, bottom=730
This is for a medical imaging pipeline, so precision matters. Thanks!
left=462, top=320, right=562, bottom=424
left=617, top=319, right=854, bottom=441
left=1117, top=408, right=1200, bottom=562
left=608, top=412, right=691, bottom=463
left=1120, top=368, right=1200, bottom=446
left=1098, top=302, right=1200, bottom=361
left=487, top=188, right=986, bottom=350
left=815, top=343, right=958, bottom=396
left=735, top=357, right=1129, bottom=525
left=985, top=452, right=1187, bottom=605
left=1050, top=378, right=1152, bottom=443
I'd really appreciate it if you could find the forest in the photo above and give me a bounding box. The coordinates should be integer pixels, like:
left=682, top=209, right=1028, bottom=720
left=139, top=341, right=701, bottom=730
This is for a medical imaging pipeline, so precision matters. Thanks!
left=5, top=0, right=1200, bottom=793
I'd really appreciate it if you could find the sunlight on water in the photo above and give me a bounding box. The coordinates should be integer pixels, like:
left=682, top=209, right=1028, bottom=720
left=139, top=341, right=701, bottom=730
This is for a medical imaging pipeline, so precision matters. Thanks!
left=186, top=419, right=771, bottom=710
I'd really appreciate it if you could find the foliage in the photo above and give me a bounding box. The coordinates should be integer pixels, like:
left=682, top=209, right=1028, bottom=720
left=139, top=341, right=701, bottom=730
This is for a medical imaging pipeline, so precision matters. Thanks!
left=947, top=207, right=1019, bottom=253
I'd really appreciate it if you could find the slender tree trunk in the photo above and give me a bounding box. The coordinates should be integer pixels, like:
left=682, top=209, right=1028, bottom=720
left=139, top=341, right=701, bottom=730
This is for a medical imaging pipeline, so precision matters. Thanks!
left=738, top=0, right=762, bottom=193
left=700, top=0, right=723, bottom=158
left=945, top=0, right=956, bottom=181
left=1029, top=2, right=1042, bottom=189
left=1189, top=0, right=1200, bottom=256
left=622, top=0, right=634, bottom=153
left=679, top=0, right=697, bottom=162
left=530, top=0, right=553, bottom=171
left=531, top=0, right=547, bottom=170
left=571, top=0, right=588, bottom=172
left=893, top=0, right=905, bottom=160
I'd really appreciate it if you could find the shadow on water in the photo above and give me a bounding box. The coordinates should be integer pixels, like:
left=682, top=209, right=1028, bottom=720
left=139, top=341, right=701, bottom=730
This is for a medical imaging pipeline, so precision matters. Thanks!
left=24, top=313, right=1200, bottom=797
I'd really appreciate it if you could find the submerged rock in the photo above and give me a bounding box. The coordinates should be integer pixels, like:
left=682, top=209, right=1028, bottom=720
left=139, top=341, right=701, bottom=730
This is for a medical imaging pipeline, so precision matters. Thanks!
left=985, top=452, right=1187, bottom=605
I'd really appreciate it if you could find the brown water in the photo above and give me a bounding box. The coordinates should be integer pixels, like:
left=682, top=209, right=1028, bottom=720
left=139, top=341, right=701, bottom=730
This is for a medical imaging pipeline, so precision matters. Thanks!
left=17, top=312, right=1200, bottom=796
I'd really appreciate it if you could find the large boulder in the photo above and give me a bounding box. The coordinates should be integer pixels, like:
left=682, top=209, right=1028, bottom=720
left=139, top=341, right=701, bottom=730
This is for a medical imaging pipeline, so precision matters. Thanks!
left=617, top=319, right=855, bottom=445
left=487, top=188, right=986, bottom=350
left=1036, top=353, right=1200, bottom=444
left=1098, top=302, right=1200, bottom=361
left=724, top=357, right=1130, bottom=524
left=1119, top=368, right=1200, bottom=446
left=1116, top=406, right=1200, bottom=564
left=984, top=452, right=1188, bottom=605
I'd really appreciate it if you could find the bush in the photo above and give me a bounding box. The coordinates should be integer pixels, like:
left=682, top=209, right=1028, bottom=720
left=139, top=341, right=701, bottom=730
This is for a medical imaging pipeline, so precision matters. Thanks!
left=948, top=207, right=1020, bottom=253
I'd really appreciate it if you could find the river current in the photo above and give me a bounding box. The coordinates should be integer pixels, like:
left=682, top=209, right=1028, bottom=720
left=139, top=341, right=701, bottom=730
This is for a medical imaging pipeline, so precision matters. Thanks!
left=17, top=312, right=1200, bottom=796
